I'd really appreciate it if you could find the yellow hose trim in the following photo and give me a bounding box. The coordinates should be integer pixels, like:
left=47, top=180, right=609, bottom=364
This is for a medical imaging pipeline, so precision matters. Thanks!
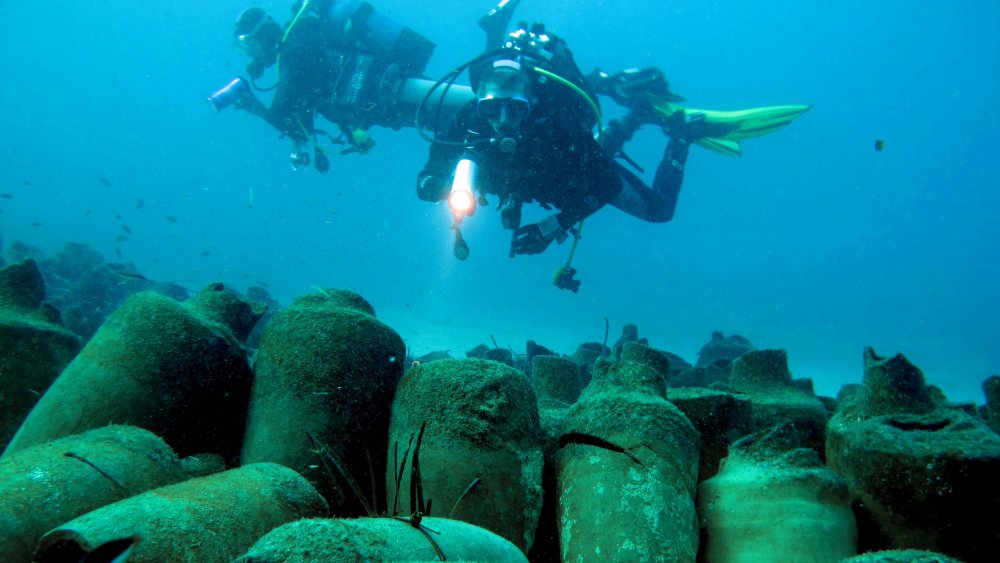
left=276, top=0, right=312, bottom=79
left=526, top=66, right=600, bottom=283
left=530, top=66, right=604, bottom=147
left=531, top=66, right=604, bottom=283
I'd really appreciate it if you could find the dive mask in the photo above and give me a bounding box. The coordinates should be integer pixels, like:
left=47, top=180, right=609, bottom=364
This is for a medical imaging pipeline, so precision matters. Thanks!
left=478, top=96, right=531, bottom=135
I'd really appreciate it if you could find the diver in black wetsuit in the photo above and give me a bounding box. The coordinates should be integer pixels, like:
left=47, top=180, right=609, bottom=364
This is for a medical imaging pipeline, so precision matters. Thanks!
left=415, top=16, right=709, bottom=260
left=210, top=1, right=441, bottom=173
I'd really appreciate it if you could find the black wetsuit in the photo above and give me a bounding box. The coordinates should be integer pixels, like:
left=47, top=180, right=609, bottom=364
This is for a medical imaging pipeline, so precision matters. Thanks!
left=261, top=16, right=339, bottom=142
left=417, top=40, right=691, bottom=232
left=242, top=1, right=434, bottom=145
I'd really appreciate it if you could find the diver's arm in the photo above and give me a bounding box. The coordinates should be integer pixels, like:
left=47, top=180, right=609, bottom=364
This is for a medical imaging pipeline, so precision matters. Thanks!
left=230, top=84, right=309, bottom=141
left=232, top=87, right=268, bottom=118
left=417, top=141, right=465, bottom=201
left=416, top=105, right=477, bottom=201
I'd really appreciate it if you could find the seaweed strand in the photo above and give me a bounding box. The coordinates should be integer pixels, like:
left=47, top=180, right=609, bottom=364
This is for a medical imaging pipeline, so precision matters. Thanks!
left=409, top=421, right=428, bottom=515
left=449, top=477, right=481, bottom=518
left=65, top=452, right=129, bottom=497
left=306, top=431, right=375, bottom=516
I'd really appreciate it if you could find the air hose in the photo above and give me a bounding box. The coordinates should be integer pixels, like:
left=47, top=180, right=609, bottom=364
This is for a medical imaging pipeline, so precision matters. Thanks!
left=528, top=65, right=603, bottom=292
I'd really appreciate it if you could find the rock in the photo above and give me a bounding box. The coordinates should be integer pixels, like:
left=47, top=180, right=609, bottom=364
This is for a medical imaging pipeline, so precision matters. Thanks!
left=839, top=549, right=964, bottom=563
left=827, top=351, right=1000, bottom=561
left=696, top=331, right=753, bottom=369
left=729, top=349, right=830, bottom=454
left=842, top=347, right=936, bottom=418
left=567, top=341, right=610, bottom=387
left=2, top=284, right=259, bottom=464
left=699, top=422, right=857, bottom=562
left=610, top=323, right=641, bottom=360
left=528, top=353, right=583, bottom=563
left=388, top=358, right=543, bottom=553
left=982, top=375, right=1000, bottom=434
left=0, top=425, right=193, bottom=562
left=484, top=347, right=514, bottom=366
left=668, top=387, right=753, bottom=482
left=242, top=288, right=404, bottom=516
left=34, top=463, right=328, bottom=563
left=674, top=331, right=754, bottom=388
left=532, top=355, right=584, bottom=407
left=234, top=516, right=528, bottom=562
left=556, top=343, right=700, bottom=562
left=465, top=343, right=491, bottom=358
left=0, top=259, right=81, bottom=451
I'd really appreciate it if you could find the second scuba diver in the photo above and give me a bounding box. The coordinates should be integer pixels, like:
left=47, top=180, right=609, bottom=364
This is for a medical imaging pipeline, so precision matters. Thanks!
left=414, top=4, right=810, bottom=291
left=209, top=0, right=473, bottom=173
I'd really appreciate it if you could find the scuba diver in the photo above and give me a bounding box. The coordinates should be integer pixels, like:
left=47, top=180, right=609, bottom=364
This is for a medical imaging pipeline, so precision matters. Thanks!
left=415, top=11, right=809, bottom=292
left=208, top=0, right=487, bottom=173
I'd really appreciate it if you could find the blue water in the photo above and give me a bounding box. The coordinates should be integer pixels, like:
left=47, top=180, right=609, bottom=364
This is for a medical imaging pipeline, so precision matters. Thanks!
left=2, top=1, right=998, bottom=403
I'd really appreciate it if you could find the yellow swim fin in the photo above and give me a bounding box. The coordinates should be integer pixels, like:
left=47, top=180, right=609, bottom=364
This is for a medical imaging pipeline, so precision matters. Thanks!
left=652, top=96, right=811, bottom=157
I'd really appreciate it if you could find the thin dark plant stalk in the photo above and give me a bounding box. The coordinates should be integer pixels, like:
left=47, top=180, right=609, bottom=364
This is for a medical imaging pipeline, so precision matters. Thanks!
left=415, top=523, right=446, bottom=561
left=65, top=452, right=128, bottom=497
left=391, top=440, right=398, bottom=514
left=306, top=432, right=375, bottom=516
left=365, top=445, right=378, bottom=514
left=410, top=421, right=428, bottom=515
left=449, top=477, right=481, bottom=518
left=393, top=431, right=416, bottom=516
left=391, top=516, right=446, bottom=561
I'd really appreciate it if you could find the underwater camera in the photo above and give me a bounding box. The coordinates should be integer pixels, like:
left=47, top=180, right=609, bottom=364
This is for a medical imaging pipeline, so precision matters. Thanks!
left=554, top=266, right=581, bottom=293
left=207, top=78, right=250, bottom=112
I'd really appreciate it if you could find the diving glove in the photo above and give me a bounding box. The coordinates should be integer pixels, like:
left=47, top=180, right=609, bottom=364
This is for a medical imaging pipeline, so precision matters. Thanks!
left=512, top=214, right=566, bottom=255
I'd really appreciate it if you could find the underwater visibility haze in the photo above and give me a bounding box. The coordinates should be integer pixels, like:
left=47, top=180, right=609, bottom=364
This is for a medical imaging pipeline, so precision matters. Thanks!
left=2, top=0, right=999, bottom=403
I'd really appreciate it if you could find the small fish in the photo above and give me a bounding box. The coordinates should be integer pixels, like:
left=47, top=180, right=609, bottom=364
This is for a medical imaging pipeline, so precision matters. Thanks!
left=31, top=221, right=42, bottom=227
left=134, top=198, right=145, bottom=209
left=115, top=234, right=129, bottom=242
left=99, top=177, right=112, bottom=187
left=0, top=193, right=13, bottom=199
left=114, top=247, right=122, bottom=259
left=874, top=139, right=885, bottom=151
left=165, top=215, right=178, bottom=223
left=117, top=271, right=150, bottom=281
left=85, top=209, right=91, bottom=215
left=122, top=225, right=132, bottom=235
left=23, top=180, right=32, bottom=185
left=114, top=214, right=123, bottom=219
left=200, top=250, right=211, bottom=257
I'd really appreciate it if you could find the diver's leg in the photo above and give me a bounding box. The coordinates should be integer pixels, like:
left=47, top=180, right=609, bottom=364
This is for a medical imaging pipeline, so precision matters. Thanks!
left=479, top=0, right=521, bottom=50
left=471, top=1, right=522, bottom=89
left=609, top=137, right=689, bottom=223
left=648, top=138, right=689, bottom=221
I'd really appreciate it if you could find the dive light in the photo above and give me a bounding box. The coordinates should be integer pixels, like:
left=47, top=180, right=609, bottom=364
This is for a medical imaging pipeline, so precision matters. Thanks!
left=448, top=158, right=477, bottom=219
left=207, top=78, right=249, bottom=112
